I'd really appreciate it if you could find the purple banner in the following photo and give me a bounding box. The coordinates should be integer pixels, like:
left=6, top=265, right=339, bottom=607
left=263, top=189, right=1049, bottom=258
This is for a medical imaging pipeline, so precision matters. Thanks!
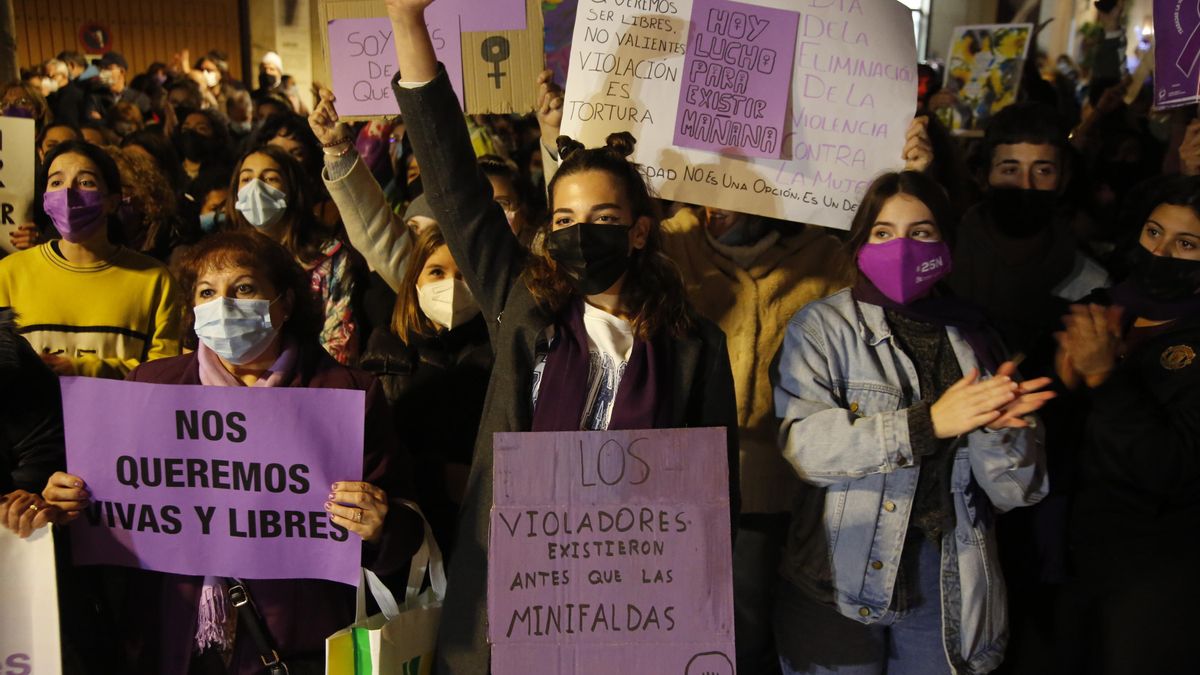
left=674, top=0, right=799, bottom=159
left=61, top=377, right=365, bottom=586
left=328, top=9, right=465, bottom=115
left=488, top=428, right=734, bottom=675
left=1155, top=0, right=1200, bottom=109
left=460, top=0, right=527, bottom=31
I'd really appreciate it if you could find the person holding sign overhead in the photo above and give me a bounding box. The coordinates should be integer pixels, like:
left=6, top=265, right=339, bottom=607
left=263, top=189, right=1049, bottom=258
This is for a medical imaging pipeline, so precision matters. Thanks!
left=0, top=141, right=181, bottom=378
left=382, top=0, right=739, bottom=671
left=772, top=171, right=1051, bottom=675
left=39, top=230, right=423, bottom=675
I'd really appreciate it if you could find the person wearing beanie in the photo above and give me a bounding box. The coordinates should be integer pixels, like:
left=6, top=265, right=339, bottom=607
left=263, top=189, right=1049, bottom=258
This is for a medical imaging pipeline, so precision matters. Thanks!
left=256, top=51, right=285, bottom=98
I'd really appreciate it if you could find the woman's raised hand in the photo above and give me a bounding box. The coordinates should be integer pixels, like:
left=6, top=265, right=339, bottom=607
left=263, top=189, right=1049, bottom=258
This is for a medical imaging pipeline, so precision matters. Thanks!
left=1055, top=304, right=1123, bottom=388
left=309, top=88, right=353, bottom=148
left=536, top=70, right=564, bottom=144
left=325, top=481, right=389, bottom=544
left=929, top=368, right=1018, bottom=439
left=385, top=0, right=436, bottom=21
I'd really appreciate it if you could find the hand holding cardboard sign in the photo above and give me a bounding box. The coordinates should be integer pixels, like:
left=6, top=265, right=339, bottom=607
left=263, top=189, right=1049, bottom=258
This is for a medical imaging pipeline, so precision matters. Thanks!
left=326, top=481, right=389, bottom=544
left=902, top=116, right=934, bottom=173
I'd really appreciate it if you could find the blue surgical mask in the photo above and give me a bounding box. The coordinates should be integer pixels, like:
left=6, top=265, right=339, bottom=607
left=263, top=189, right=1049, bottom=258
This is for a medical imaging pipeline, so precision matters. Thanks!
left=198, top=211, right=225, bottom=233
left=235, top=179, right=288, bottom=229
left=193, top=296, right=281, bottom=365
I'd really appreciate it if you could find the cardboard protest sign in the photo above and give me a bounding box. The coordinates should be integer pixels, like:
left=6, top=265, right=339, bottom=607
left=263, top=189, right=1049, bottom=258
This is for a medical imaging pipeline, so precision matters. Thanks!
left=488, top=428, right=734, bottom=675
left=1154, top=0, right=1200, bottom=109
left=0, top=117, right=35, bottom=254
left=544, top=0, right=580, bottom=86
left=317, top=0, right=542, bottom=117
left=61, top=377, right=365, bottom=586
left=673, top=0, right=799, bottom=159
left=941, top=24, right=1032, bottom=132
left=560, top=0, right=917, bottom=231
left=0, top=528, right=62, bottom=675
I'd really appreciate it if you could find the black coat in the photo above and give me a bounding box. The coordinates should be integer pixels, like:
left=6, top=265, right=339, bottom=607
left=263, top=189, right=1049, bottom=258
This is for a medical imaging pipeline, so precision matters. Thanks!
left=0, top=308, right=64, bottom=494
left=360, top=316, right=492, bottom=557
left=391, top=69, right=740, bottom=674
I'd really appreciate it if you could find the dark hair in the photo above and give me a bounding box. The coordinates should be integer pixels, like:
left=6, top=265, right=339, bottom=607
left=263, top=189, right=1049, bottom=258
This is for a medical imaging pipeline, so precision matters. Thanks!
left=478, top=154, right=523, bottom=205
left=252, top=91, right=293, bottom=119
left=166, top=80, right=204, bottom=110
left=248, top=114, right=322, bottom=184
left=845, top=171, right=956, bottom=258
left=34, top=141, right=123, bottom=236
left=979, top=102, right=1069, bottom=169
left=525, top=132, right=692, bottom=340
left=1117, top=175, right=1200, bottom=252
left=392, top=225, right=447, bottom=343
left=176, top=230, right=323, bottom=344
left=175, top=108, right=235, bottom=166
left=36, top=121, right=81, bottom=155
left=56, top=51, right=88, bottom=70
left=227, top=145, right=327, bottom=264
left=80, top=121, right=119, bottom=147
left=122, top=129, right=186, bottom=192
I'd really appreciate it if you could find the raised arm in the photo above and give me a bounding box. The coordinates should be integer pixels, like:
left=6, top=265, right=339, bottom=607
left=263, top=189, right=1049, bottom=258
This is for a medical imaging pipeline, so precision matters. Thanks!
left=386, top=0, right=524, bottom=322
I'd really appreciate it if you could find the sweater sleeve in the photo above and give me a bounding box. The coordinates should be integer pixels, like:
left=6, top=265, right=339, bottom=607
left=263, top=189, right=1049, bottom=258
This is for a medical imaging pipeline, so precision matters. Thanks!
left=73, top=268, right=182, bottom=378
left=391, top=67, right=522, bottom=324
left=322, top=150, right=414, bottom=293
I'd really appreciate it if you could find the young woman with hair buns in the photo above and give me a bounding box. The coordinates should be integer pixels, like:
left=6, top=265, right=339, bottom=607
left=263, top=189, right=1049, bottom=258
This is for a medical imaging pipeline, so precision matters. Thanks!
left=381, top=1, right=739, bottom=671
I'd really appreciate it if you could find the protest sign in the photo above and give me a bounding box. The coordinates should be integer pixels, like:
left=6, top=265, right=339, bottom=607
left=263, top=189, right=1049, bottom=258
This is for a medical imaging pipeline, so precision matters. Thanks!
left=1154, top=0, right=1200, bottom=109
left=673, top=0, right=799, bottom=159
left=60, top=377, right=365, bottom=586
left=941, top=24, right=1032, bottom=132
left=560, top=0, right=917, bottom=231
left=317, top=0, right=542, bottom=117
left=0, top=528, right=62, bottom=675
left=488, top=428, right=734, bottom=675
left=0, top=117, right=35, bottom=254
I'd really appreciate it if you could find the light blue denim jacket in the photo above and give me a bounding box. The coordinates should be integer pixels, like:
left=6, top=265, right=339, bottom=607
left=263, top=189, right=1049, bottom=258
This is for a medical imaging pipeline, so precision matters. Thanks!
left=772, top=289, right=1048, bottom=674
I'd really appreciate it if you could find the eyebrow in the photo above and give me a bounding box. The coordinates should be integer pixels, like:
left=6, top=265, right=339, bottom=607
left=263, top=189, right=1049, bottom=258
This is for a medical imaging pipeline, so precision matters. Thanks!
left=873, top=220, right=936, bottom=228
left=552, top=203, right=623, bottom=215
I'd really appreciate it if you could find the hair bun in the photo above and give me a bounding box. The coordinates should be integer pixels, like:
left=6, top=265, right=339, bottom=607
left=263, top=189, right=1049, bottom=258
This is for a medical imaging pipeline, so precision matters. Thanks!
left=604, top=132, right=637, bottom=158
left=556, top=135, right=586, bottom=162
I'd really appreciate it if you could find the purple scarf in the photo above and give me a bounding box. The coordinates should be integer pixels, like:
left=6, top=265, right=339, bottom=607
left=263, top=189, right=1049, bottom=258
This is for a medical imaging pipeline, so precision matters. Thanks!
left=193, top=340, right=299, bottom=655
left=531, top=299, right=671, bottom=431
left=853, top=278, right=1006, bottom=373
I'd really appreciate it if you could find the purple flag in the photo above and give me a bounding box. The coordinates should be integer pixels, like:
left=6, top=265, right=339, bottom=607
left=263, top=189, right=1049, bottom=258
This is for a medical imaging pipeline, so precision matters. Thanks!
left=61, top=377, right=365, bottom=586
left=488, top=428, right=734, bottom=675
left=1155, top=0, right=1200, bottom=109
left=674, top=0, right=799, bottom=159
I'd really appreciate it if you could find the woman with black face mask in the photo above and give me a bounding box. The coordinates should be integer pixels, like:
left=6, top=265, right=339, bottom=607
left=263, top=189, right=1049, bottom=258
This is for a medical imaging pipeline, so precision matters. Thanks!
left=1054, top=175, right=1200, bottom=675
left=383, top=2, right=739, bottom=671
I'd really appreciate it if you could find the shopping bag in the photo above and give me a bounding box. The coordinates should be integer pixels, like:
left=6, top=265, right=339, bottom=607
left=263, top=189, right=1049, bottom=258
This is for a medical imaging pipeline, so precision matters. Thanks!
left=326, top=502, right=446, bottom=675
left=0, top=526, right=63, bottom=675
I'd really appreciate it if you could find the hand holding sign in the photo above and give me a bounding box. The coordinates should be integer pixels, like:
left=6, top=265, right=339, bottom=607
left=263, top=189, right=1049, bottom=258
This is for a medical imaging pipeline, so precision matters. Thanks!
left=42, top=471, right=90, bottom=522
left=902, top=116, right=933, bottom=173
left=325, top=481, right=390, bottom=544
left=0, top=489, right=56, bottom=538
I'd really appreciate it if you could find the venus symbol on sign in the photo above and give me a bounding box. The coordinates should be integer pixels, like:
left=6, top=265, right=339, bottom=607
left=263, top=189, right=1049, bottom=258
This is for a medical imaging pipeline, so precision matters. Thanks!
left=481, top=36, right=511, bottom=88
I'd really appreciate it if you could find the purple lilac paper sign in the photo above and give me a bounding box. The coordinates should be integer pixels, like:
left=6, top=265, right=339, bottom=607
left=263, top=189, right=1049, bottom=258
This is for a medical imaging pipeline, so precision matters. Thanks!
left=674, top=0, right=799, bottom=159
left=488, top=428, right=734, bottom=675
left=460, top=0, right=527, bottom=31
left=61, top=377, right=365, bottom=586
left=1155, top=0, right=1200, bottom=109
left=328, top=9, right=465, bottom=115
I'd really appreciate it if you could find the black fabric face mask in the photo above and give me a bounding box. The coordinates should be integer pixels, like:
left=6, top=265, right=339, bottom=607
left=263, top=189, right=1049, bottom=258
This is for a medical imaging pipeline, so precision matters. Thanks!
left=545, top=222, right=632, bottom=295
left=258, top=72, right=280, bottom=91
left=984, top=187, right=1059, bottom=238
left=176, top=130, right=211, bottom=162
left=1128, top=244, right=1200, bottom=301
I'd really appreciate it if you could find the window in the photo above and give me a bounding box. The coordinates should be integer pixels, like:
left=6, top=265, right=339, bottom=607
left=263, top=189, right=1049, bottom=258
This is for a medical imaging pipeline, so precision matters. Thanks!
left=898, top=0, right=932, bottom=60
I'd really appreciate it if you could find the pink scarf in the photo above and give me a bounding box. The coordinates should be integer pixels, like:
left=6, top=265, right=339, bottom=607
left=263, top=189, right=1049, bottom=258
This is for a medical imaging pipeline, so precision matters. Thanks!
left=193, top=340, right=298, bottom=654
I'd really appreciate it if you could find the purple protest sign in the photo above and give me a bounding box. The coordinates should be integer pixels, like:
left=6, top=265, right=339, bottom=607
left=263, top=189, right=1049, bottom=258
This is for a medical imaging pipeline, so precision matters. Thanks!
left=458, top=0, right=527, bottom=31
left=327, top=10, right=464, bottom=116
left=60, top=377, right=365, bottom=586
left=1155, top=0, right=1200, bottom=109
left=674, top=0, right=799, bottom=159
left=488, top=428, right=734, bottom=675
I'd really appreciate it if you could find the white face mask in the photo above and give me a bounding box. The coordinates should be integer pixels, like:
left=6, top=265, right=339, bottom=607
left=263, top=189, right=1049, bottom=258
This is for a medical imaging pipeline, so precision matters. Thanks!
left=417, top=278, right=479, bottom=330
left=43, top=78, right=59, bottom=95
left=202, top=70, right=220, bottom=89
left=193, top=296, right=281, bottom=365
left=235, top=178, right=288, bottom=229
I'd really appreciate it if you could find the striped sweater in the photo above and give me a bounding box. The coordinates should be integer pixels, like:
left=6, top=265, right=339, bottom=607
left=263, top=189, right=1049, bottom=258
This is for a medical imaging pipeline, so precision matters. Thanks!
left=0, top=242, right=181, bottom=378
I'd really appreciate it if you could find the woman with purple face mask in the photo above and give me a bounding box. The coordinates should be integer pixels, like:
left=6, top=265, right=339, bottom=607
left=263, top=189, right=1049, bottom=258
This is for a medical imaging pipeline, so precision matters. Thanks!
left=771, top=171, right=1053, bottom=675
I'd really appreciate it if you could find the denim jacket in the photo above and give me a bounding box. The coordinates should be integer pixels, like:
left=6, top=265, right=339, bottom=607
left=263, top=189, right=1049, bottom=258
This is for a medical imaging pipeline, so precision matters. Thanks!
left=772, top=289, right=1048, bottom=674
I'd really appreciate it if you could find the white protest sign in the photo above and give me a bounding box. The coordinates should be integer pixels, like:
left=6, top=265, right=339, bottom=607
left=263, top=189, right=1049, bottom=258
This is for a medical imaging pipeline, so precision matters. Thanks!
left=561, top=0, right=916, bottom=230
left=0, top=527, right=63, bottom=675
left=0, top=117, right=35, bottom=254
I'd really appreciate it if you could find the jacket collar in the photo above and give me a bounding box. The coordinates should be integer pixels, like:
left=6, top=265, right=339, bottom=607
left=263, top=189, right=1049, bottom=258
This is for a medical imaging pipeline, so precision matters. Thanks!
left=852, top=294, right=894, bottom=347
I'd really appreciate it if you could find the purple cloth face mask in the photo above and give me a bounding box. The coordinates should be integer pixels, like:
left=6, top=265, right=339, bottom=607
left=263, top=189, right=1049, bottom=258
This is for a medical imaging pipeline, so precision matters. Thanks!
left=856, top=238, right=953, bottom=305
left=43, top=188, right=108, bottom=243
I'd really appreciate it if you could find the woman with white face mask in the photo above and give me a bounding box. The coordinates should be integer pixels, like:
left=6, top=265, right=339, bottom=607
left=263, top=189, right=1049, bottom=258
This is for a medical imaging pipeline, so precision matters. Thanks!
left=38, top=230, right=423, bottom=674
left=228, top=145, right=364, bottom=365
left=359, top=223, right=490, bottom=561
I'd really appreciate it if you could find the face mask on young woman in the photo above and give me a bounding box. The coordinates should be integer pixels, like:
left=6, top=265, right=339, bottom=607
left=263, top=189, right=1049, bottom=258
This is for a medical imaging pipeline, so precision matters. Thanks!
left=235, top=179, right=288, bottom=229
left=42, top=188, right=107, bottom=243
left=193, top=296, right=281, bottom=364
left=545, top=223, right=632, bottom=295
left=198, top=211, right=226, bottom=233
left=202, top=70, right=220, bottom=89
left=857, top=238, right=953, bottom=305
left=1128, top=245, right=1200, bottom=301
left=417, top=278, right=480, bottom=330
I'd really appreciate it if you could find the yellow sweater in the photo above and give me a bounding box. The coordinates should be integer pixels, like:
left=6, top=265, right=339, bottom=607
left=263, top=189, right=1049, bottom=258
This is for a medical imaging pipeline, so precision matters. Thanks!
left=662, top=208, right=854, bottom=514
left=0, top=243, right=182, bottom=378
